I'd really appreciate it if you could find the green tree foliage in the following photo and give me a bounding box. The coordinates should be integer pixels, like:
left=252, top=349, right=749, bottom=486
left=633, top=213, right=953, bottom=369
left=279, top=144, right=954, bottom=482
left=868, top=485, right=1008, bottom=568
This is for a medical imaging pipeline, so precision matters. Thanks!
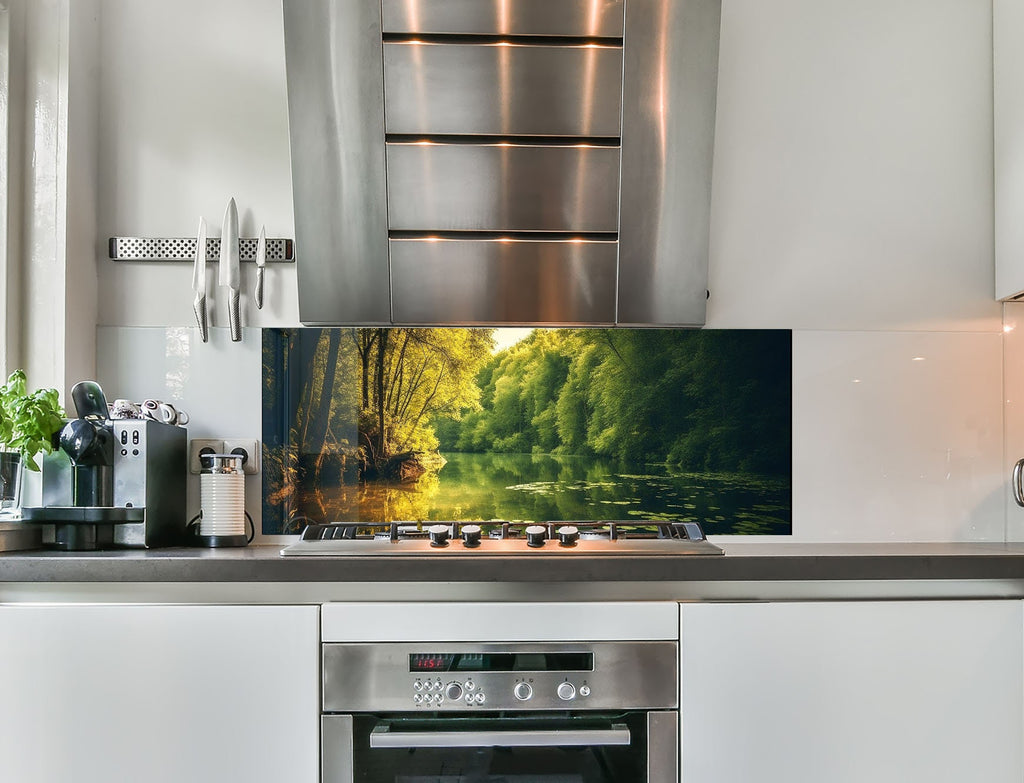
left=357, top=328, right=495, bottom=466
left=435, top=329, right=790, bottom=476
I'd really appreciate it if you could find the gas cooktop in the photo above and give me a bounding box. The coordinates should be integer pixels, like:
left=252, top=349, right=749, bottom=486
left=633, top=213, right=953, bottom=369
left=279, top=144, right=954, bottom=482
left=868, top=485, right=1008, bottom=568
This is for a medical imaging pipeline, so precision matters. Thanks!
left=280, top=520, right=724, bottom=557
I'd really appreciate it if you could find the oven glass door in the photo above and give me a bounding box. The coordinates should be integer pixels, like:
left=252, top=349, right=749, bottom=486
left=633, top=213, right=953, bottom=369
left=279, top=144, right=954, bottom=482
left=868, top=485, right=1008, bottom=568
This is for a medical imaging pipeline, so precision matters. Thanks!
left=324, top=712, right=676, bottom=783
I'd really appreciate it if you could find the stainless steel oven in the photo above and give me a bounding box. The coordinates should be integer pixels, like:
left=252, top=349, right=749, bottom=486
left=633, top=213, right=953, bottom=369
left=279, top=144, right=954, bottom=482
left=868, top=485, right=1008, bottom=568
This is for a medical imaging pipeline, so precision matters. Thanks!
left=321, top=641, right=678, bottom=782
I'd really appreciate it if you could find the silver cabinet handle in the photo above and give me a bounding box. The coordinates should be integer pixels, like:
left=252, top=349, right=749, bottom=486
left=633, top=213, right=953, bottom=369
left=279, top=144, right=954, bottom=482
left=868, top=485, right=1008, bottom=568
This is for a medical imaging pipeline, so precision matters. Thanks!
left=369, top=723, right=631, bottom=749
left=1014, top=459, right=1024, bottom=508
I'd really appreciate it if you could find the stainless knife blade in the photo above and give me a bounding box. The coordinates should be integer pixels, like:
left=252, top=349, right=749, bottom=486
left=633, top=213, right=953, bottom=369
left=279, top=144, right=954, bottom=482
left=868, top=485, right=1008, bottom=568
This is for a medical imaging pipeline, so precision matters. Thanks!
left=192, top=217, right=209, bottom=342
left=254, top=224, right=266, bottom=310
left=219, top=197, right=241, bottom=342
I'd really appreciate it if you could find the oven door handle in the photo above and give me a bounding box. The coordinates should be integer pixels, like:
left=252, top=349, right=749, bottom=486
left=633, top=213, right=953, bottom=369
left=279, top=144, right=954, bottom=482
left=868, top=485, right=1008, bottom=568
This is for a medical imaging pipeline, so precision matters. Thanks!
left=369, top=723, right=632, bottom=749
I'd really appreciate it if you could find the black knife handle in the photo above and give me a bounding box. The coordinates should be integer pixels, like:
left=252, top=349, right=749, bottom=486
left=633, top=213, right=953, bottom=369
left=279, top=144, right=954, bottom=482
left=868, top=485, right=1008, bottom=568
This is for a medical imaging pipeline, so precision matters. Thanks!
left=229, top=289, right=241, bottom=342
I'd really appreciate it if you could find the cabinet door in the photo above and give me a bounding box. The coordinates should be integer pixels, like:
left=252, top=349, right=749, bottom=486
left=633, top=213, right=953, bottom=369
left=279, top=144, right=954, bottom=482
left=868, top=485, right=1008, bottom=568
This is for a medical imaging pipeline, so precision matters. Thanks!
left=996, top=0, right=1024, bottom=299
left=0, top=604, right=319, bottom=783
left=680, top=601, right=1023, bottom=783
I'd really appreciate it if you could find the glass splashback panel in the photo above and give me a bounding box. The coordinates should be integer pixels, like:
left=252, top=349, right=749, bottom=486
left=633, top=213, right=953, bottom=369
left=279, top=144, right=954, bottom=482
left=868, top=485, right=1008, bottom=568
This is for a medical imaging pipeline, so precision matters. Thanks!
left=262, top=328, right=792, bottom=535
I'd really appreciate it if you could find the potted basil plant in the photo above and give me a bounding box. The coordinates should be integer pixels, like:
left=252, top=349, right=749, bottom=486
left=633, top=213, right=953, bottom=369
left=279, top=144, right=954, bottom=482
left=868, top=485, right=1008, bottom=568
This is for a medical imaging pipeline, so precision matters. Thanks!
left=0, top=370, right=65, bottom=515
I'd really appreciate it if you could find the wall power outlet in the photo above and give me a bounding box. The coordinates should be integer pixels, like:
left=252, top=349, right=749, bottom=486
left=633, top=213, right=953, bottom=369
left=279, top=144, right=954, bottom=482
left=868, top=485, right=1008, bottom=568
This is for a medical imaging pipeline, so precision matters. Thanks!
left=223, top=439, right=261, bottom=475
left=188, top=439, right=223, bottom=474
left=188, top=439, right=261, bottom=475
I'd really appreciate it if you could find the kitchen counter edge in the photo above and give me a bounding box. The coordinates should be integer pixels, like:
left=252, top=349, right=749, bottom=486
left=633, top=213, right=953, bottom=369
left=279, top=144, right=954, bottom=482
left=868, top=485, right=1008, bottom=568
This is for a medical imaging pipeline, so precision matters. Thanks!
left=2, top=542, right=1024, bottom=584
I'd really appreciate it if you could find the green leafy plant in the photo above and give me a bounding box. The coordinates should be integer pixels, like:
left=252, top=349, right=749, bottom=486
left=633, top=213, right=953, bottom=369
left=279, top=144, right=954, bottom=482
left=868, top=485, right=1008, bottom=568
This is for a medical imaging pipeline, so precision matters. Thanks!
left=0, top=370, right=65, bottom=471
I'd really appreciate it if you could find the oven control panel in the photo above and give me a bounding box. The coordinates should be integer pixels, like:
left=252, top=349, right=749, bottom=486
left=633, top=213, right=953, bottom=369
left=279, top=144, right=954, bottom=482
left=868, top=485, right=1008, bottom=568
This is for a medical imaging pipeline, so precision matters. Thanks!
left=322, top=641, right=677, bottom=713
left=409, top=674, right=593, bottom=708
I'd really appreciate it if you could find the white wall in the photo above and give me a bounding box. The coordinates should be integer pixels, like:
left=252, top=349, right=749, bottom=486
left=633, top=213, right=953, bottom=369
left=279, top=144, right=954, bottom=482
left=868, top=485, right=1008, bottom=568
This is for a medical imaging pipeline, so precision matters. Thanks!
left=92, top=0, right=1004, bottom=542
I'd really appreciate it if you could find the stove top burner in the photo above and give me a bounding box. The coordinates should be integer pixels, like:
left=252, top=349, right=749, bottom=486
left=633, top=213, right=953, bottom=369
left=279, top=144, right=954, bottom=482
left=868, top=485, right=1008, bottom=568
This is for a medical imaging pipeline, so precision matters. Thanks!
left=280, top=520, right=724, bottom=557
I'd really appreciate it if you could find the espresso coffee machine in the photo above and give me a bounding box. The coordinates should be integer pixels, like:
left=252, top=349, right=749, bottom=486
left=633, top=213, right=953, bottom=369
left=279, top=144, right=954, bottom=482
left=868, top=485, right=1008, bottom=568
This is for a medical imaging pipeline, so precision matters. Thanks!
left=22, top=381, right=187, bottom=550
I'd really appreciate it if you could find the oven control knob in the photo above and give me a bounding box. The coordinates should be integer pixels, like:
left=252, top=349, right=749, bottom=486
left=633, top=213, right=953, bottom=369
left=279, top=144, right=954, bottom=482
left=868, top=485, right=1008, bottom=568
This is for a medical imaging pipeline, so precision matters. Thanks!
left=525, top=525, right=547, bottom=547
left=557, top=682, right=576, bottom=701
left=461, top=524, right=482, bottom=548
left=514, top=682, right=533, bottom=701
left=579, top=685, right=591, bottom=697
left=428, top=524, right=450, bottom=547
left=445, top=682, right=464, bottom=701
left=556, top=525, right=579, bottom=546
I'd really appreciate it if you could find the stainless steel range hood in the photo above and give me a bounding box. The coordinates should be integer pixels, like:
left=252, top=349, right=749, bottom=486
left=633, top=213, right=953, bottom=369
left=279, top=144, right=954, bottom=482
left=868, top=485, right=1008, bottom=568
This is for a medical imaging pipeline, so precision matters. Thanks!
left=283, top=0, right=721, bottom=327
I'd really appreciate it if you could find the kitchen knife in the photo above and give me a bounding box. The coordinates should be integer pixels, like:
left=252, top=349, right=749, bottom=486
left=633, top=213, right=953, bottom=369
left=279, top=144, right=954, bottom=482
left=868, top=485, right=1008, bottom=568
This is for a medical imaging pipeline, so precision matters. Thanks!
left=254, top=224, right=266, bottom=310
left=192, top=216, right=209, bottom=342
left=219, top=197, right=241, bottom=342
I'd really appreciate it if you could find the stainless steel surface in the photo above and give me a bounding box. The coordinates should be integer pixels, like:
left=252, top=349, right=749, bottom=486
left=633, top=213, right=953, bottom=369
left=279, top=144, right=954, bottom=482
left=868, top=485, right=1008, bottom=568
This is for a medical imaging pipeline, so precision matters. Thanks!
left=647, top=711, right=679, bottom=783
left=617, top=0, right=721, bottom=325
left=254, top=225, right=266, bottom=310
left=284, top=520, right=721, bottom=557
left=109, top=236, right=293, bottom=263
left=386, top=142, right=621, bottom=232
left=284, top=536, right=722, bottom=557
left=322, top=715, right=354, bottom=783
left=1014, top=458, right=1024, bottom=507
left=0, top=522, right=42, bottom=553
left=219, top=198, right=241, bottom=342
left=390, top=238, right=616, bottom=324
left=383, top=42, right=623, bottom=137
left=286, top=0, right=721, bottom=326
left=110, top=420, right=188, bottom=547
left=322, top=641, right=678, bottom=712
left=382, top=0, right=625, bottom=37
left=191, top=217, right=208, bottom=342
left=284, top=0, right=392, bottom=325
left=368, top=723, right=631, bottom=748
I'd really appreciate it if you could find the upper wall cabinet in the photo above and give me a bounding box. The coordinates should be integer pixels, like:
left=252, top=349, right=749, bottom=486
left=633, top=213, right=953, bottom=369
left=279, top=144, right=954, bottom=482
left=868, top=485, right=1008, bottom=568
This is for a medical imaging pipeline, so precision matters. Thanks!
left=283, top=0, right=721, bottom=326
left=996, top=0, right=1024, bottom=300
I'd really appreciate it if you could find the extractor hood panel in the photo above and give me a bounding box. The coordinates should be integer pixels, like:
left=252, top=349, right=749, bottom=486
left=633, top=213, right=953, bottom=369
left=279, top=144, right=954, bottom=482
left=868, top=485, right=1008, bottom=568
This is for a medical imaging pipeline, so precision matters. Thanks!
left=284, top=0, right=721, bottom=327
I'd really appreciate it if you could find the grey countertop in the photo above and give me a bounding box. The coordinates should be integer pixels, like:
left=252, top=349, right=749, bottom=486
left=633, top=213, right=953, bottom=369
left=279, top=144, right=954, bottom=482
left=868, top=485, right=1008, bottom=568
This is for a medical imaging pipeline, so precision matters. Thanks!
left=3, top=542, right=1024, bottom=584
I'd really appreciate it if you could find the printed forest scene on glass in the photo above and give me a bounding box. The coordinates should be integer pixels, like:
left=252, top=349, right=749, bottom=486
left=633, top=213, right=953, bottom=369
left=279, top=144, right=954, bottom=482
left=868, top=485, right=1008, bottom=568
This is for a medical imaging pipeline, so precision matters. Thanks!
left=262, top=328, right=792, bottom=535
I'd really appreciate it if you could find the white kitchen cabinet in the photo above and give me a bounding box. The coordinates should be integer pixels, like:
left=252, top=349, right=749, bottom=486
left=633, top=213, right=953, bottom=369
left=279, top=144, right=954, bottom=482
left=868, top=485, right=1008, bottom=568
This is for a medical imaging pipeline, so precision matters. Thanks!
left=996, top=0, right=1024, bottom=300
left=0, top=604, right=319, bottom=783
left=679, top=601, right=1023, bottom=783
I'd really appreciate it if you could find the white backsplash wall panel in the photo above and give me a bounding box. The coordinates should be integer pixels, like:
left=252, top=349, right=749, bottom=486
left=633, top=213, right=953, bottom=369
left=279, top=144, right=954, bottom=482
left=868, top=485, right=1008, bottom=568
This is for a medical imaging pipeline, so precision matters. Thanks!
left=95, top=0, right=298, bottom=328
left=97, top=327, right=1005, bottom=543
left=707, top=0, right=998, bottom=332
left=793, top=331, right=1004, bottom=542
left=96, top=326, right=264, bottom=531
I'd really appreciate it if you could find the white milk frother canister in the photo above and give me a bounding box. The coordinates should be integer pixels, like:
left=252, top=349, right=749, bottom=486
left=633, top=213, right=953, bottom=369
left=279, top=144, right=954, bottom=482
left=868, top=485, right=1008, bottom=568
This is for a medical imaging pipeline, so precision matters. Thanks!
left=197, top=453, right=249, bottom=547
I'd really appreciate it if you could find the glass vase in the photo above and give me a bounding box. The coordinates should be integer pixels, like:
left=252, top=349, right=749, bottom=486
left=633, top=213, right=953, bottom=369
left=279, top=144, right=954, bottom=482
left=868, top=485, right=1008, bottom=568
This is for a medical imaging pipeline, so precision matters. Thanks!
left=0, top=451, right=23, bottom=518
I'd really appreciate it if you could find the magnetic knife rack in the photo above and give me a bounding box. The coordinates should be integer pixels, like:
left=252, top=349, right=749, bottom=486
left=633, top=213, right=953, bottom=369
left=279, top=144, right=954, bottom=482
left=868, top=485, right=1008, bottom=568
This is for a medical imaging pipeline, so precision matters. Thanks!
left=108, top=237, right=294, bottom=263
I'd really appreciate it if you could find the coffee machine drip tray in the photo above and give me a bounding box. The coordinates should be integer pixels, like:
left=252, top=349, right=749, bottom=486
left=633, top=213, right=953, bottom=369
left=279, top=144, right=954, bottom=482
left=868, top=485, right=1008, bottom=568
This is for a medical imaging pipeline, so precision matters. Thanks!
left=20, top=507, right=146, bottom=551
left=21, top=507, right=145, bottom=523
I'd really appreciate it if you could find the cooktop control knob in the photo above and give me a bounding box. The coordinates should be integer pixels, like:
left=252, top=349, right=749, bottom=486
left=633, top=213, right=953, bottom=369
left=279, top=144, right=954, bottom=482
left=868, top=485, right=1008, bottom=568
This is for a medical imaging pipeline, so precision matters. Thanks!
left=445, top=682, right=463, bottom=702
left=513, top=682, right=533, bottom=701
left=525, top=525, right=547, bottom=548
left=556, top=525, right=579, bottom=546
left=557, top=682, right=576, bottom=701
left=428, top=524, right=450, bottom=547
left=461, top=524, right=482, bottom=548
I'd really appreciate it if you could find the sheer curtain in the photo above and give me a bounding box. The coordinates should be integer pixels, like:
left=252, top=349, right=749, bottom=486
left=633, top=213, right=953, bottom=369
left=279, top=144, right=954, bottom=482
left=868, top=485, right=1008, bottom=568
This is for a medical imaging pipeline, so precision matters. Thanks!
left=0, top=1, right=13, bottom=379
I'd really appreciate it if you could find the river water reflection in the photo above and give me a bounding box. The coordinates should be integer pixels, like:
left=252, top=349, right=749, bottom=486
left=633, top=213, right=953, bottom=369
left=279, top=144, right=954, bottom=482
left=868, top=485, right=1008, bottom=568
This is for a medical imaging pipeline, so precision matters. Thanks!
left=302, top=452, right=790, bottom=535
